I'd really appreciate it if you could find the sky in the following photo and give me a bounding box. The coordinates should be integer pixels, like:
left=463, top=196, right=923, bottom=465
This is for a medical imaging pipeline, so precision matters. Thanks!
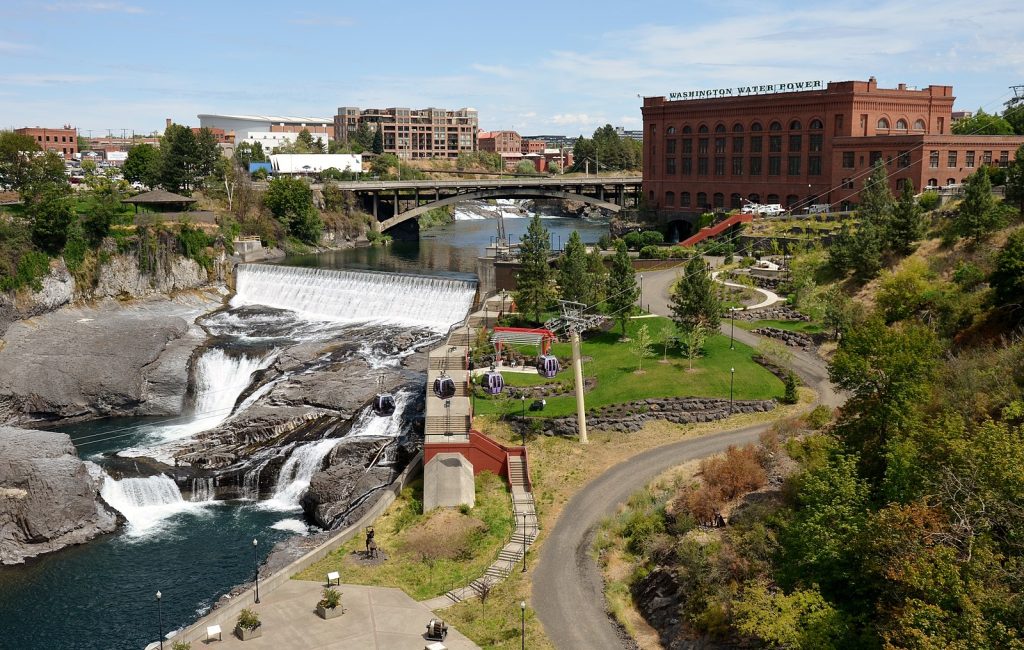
left=2, top=0, right=1022, bottom=138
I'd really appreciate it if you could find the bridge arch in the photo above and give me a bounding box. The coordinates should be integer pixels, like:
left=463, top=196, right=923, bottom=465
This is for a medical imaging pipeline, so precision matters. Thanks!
left=378, top=187, right=623, bottom=232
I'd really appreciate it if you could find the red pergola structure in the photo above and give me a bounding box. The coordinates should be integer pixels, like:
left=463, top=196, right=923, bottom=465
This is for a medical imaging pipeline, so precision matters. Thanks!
left=489, top=327, right=556, bottom=355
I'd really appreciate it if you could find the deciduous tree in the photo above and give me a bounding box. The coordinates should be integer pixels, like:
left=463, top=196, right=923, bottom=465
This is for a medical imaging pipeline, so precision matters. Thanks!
left=631, top=323, right=653, bottom=372
left=122, top=143, right=160, bottom=188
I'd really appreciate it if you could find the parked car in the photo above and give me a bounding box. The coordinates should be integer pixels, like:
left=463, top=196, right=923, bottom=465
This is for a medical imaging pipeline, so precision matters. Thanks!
left=757, top=204, right=785, bottom=216
left=806, top=204, right=830, bottom=214
left=741, top=203, right=760, bottom=214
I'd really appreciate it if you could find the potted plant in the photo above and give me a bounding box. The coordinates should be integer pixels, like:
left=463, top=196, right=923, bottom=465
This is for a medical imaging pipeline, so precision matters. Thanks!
left=234, top=608, right=262, bottom=641
left=171, top=642, right=191, bottom=650
left=316, top=587, right=344, bottom=619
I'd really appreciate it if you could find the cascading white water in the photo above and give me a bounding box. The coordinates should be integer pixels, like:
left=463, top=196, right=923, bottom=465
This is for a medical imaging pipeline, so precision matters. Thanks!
left=232, top=264, right=477, bottom=332
left=261, top=438, right=343, bottom=511
left=190, top=478, right=215, bottom=502
left=350, top=389, right=412, bottom=438
left=100, top=474, right=209, bottom=536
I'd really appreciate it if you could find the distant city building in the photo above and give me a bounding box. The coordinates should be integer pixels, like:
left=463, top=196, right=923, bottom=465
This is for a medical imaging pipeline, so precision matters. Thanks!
left=334, top=106, right=478, bottom=159
left=478, top=130, right=522, bottom=155
left=951, top=110, right=974, bottom=122
left=614, top=126, right=644, bottom=141
left=87, top=134, right=161, bottom=152
left=521, top=138, right=546, bottom=154
left=269, top=153, right=361, bottom=175
left=16, top=125, right=78, bottom=158
left=197, top=114, right=333, bottom=144
left=190, top=126, right=233, bottom=144
left=242, top=131, right=327, bottom=153
left=524, top=134, right=578, bottom=149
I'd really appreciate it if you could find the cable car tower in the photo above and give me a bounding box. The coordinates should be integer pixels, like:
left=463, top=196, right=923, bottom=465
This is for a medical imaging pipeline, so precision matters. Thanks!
left=545, top=301, right=606, bottom=444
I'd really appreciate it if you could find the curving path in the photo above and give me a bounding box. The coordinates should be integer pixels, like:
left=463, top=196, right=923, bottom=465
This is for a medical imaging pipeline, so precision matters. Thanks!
left=533, top=268, right=840, bottom=649
left=711, top=270, right=782, bottom=310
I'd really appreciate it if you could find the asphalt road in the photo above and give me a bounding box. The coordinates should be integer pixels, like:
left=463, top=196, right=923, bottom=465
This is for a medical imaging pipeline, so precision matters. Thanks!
left=533, top=268, right=841, bottom=649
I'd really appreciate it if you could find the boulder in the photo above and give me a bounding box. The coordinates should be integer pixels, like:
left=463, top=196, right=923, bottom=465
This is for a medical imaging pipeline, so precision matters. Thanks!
left=0, top=426, right=119, bottom=565
left=302, top=437, right=399, bottom=529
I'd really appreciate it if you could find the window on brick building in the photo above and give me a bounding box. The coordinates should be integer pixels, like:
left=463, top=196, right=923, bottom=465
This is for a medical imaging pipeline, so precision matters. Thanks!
left=1000, top=151, right=1010, bottom=167
left=681, top=192, right=691, bottom=207
left=697, top=192, right=708, bottom=207
left=732, top=137, right=743, bottom=153
left=966, top=151, right=975, bottom=167
left=750, top=136, right=762, bottom=153
left=749, top=157, right=762, bottom=175
left=809, top=134, right=823, bottom=152
left=769, top=121, right=781, bottom=131
left=750, top=122, right=762, bottom=132
left=769, top=135, right=782, bottom=152
left=666, top=139, right=677, bottom=154
left=767, top=193, right=780, bottom=204
left=715, top=157, right=725, bottom=175
left=928, top=178, right=938, bottom=187
left=896, top=178, right=907, bottom=190
left=715, top=124, right=726, bottom=133
left=715, top=137, right=726, bottom=154
left=790, top=120, right=801, bottom=130
left=682, top=158, right=692, bottom=175
left=835, top=114, right=844, bottom=133
left=749, top=193, right=761, bottom=204
left=929, top=151, right=939, bottom=168
left=914, top=119, right=926, bottom=130
left=842, top=151, right=855, bottom=168
left=713, top=192, right=725, bottom=208
left=733, top=123, right=744, bottom=133
left=809, top=156, right=821, bottom=175
left=731, top=193, right=742, bottom=209
left=682, top=139, right=692, bottom=154
left=810, top=119, right=823, bottom=130
left=683, top=126, right=692, bottom=134
left=870, top=151, right=882, bottom=166
left=842, top=178, right=854, bottom=189
left=788, top=156, right=801, bottom=175
left=789, top=134, right=801, bottom=151
left=732, top=157, right=742, bottom=175
left=877, top=117, right=890, bottom=130
left=667, top=126, right=676, bottom=135
left=895, top=119, right=908, bottom=130
left=666, top=157, right=676, bottom=175
left=665, top=191, right=675, bottom=206
left=768, top=156, right=781, bottom=175
left=983, top=151, right=992, bottom=165
left=698, top=138, right=708, bottom=154
left=45, top=135, right=50, bottom=142
left=698, top=125, right=708, bottom=134
left=898, top=151, right=910, bottom=168
left=698, top=157, right=708, bottom=175
left=948, top=151, right=957, bottom=167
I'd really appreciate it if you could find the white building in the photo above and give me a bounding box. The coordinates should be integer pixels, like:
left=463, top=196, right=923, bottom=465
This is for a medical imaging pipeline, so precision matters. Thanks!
left=197, top=113, right=334, bottom=143
left=270, top=154, right=362, bottom=175
left=241, top=131, right=330, bottom=154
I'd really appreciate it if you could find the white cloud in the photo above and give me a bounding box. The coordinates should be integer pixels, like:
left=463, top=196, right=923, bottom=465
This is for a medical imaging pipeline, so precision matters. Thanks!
left=45, top=2, right=145, bottom=13
left=0, top=73, right=102, bottom=86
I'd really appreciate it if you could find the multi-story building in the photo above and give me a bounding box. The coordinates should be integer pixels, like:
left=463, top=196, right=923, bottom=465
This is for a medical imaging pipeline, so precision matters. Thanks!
left=16, top=125, right=78, bottom=158
left=642, top=77, right=1024, bottom=214
left=478, top=130, right=522, bottom=155
left=521, top=138, right=546, bottom=155
left=334, top=106, right=478, bottom=159
left=197, top=114, right=333, bottom=144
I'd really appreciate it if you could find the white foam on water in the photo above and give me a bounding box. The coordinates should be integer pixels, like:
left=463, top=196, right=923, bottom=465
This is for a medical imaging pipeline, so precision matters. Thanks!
left=100, top=474, right=212, bottom=537
left=271, top=518, right=312, bottom=535
left=260, top=437, right=343, bottom=511
left=349, top=389, right=412, bottom=438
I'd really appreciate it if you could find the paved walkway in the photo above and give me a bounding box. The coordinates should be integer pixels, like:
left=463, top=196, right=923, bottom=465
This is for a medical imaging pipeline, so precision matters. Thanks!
left=711, top=270, right=783, bottom=310
left=192, top=581, right=478, bottom=649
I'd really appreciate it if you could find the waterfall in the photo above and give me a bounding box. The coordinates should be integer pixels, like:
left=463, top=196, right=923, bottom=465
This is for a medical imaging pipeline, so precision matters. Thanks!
left=100, top=474, right=205, bottom=536
left=190, top=478, right=215, bottom=502
left=233, top=264, right=477, bottom=332
left=350, top=389, right=412, bottom=438
left=261, top=438, right=342, bottom=511
left=242, top=463, right=266, bottom=500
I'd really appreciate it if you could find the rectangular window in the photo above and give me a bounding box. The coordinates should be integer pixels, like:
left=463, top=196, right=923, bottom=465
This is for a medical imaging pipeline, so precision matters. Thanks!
left=750, top=136, right=762, bottom=153
left=789, top=134, right=801, bottom=151
left=698, top=138, right=708, bottom=154
left=788, top=155, right=801, bottom=175
left=666, top=139, right=677, bottom=154
left=870, top=151, right=882, bottom=166
left=768, top=156, right=781, bottom=175
left=982, top=150, right=992, bottom=165
left=749, top=157, right=762, bottom=175
left=732, top=157, right=743, bottom=175
left=682, top=139, right=692, bottom=154
left=45, top=135, right=50, bottom=142
left=842, top=152, right=855, bottom=168
left=665, top=157, right=676, bottom=175
left=715, top=137, right=726, bottom=154
left=898, top=151, right=911, bottom=168
left=681, top=193, right=691, bottom=207
left=929, top=150, right=939, bottom=168
left=966, top=151, right=975, bottom=167
left=714, top=157, right=725, bottom=175
left=682, top=158, right=692, bottom=175
left=732, top=137, right=743, bottom=154
left=698, top=157, right=708, bottom=175
left=769, top=135, right=782, bottom=153
left=842, top=178, right=854, bottom=189
left=809, top=134, right=823, bottom=152
left=948, top=151, right=958, bottom=167
left=1000, top=151, right=1010, bottom=167
left=809, top=156, right=822, bottom=176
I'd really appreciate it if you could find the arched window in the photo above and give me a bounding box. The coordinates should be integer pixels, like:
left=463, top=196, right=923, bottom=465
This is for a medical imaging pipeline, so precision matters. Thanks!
left=947, top=178, right=956, bottom=186
left=682, top=125, right=692, bottom=134
left=730, top=193, right=742, bottom=209
left=698, top=125, right=709, bottom=134
left=767, top=193, right=780, bottom=204
left=713, top=192, right=725, bottom=208
left=913, top=118, right=926, bottom=130
left=769, top=121, right=782, bottom=131
left=697, top=191, right=708, bottom=207
left=750, top=122, right=763, bottom=132
left=809, top=119, right=823, bottom=130
left=748, top=193, right=760, bottom=204
left=681, top=192, right=691, bottom=207
left=789, top=120, right=802, bottom=130
left=665, top=191, right=675, bottom=206
left=928, top=178, right=938, bottom=187
left=877, top=117, right=890, bottom=129
left=715, top=124, right=726, bottom=133
left=895, top=119, right=908, bottom=130
left=666, top=126, right=676, bottom=135
left=785, top=194, right=799, bottom=209
left=732, top=123, right=744, bottom=132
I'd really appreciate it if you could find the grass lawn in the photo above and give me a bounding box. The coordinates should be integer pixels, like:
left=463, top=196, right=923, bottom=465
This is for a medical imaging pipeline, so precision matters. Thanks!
left=473, top=315, right=784, bottom=418
left=735, top=319, right=825, bottom=334
left=294, top=472, right=513, bottom=601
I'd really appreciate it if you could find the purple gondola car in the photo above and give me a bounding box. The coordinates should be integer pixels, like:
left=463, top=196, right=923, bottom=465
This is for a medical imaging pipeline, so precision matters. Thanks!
left=482, top=371, right=504, bottom=395
left=537, top=354, right=560, bottom=379
left=433, top=376, right=457, bottom=400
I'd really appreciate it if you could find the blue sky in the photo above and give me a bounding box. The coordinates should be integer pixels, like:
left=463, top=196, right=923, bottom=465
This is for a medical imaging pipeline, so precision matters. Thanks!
left=2, top=0, right=1022, bottom=137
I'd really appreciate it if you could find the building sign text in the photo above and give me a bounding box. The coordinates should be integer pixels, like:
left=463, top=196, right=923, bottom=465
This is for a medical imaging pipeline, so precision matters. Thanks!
left=668, top=80, right=824, bottom=101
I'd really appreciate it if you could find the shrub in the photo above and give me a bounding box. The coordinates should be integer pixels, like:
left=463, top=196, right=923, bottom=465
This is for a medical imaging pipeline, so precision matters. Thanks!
left=596, top=234, right=612, bottom=250
left=918, top=190, right=940, bottom=212
left=805, top=405, right=833, bottom=430
left=638, top=244, right=667, bottom=259
left=640, top=230, right=664, bottom=246
left=317, top=587, right=342, bottom=610
left=0, top=250, right=50, bottom=292
left=952, top=261, right=985, bottom=291
left=236, top=608, right=260, bottom=631
left=700, top=445, right=767, bottom=500
left=177, top=222, right=213, bottom=270
left=679, top=484, right=724, bottom=526
left=783, top=372, right=799, bottom=404
left=623, top=231, right=643, bottom=250
left=171, top=641, right=191, bottom=650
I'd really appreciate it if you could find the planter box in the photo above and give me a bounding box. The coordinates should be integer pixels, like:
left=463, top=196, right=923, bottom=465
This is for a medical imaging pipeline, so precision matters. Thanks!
left=317, top=604, right=344, bottom=620
left=234, top=625, right=263, bottom=641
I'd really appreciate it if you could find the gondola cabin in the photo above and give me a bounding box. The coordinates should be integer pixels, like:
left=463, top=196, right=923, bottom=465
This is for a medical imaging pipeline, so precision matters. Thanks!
left=537, top=354, right=561, bottom=379
left=432, top=376, right=457, bottom=400
left=481, top=370, right=504, bottom=395
left=372, top=393, right=396, bottom=416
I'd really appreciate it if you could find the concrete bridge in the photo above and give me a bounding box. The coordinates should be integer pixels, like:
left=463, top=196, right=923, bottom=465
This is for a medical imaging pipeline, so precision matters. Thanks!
left=320, top=176, right=641, bottom=233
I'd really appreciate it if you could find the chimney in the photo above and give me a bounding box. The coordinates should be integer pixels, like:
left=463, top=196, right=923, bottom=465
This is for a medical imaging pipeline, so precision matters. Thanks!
left=166, top=118, right=172, bottom=129
left=898, top=83, right=907, bottom=90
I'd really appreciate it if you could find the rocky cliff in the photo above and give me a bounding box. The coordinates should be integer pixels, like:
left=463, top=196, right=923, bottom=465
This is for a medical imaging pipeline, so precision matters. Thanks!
left=0, top=426, right=120, bottom=565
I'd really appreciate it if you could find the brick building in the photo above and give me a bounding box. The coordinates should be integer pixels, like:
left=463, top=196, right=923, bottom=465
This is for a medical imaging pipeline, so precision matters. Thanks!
left=642, top=77, right=1024, bottom=214
left=334, top=106, right=478, bottom=159
left=15, top=125, right=78, bottom=159
left=478, top=130, right=522, bottom=154
left=521, top=138, right=546, bottom=154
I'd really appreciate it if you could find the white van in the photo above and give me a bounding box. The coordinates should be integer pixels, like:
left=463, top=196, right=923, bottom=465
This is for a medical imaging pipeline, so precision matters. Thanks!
left=757, top=204, right=785, bottom=216
left=741, top=203, right=759, bottom=214
left=806, top=204, right=830, bottom=214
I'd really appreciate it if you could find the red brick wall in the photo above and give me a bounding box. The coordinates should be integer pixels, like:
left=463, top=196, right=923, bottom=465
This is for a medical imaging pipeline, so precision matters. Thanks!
left=16, top=127, right=78, bottom=158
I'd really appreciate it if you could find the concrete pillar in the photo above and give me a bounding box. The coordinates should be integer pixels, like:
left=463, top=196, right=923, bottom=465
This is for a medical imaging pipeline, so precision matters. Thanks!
left=571, top=331, right=588, bottom=444
left=393, top=190, right=399, bottom=219
left=373, top=192, right=379, bottom=218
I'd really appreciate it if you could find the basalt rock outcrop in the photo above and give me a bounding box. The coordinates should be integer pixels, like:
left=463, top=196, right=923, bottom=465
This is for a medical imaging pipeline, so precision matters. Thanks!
left=751, top=326, right=816, bottom=349
left=0, top=426, right=119, bottom=565
left=732, top=304, right=809, bottom=322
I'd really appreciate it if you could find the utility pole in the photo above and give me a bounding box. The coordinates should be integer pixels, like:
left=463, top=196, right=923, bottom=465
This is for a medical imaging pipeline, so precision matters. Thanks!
left=545, top=301, right=605, bottom=444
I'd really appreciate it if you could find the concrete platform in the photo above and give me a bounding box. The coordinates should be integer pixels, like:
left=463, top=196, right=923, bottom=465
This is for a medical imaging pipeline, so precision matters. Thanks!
left=192, top=581, right=478, bottom=649
left=423, top=452, right=475, bottom=511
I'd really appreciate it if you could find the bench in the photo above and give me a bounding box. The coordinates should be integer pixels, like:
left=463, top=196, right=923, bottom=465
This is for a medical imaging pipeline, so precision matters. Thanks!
left=206, top=624, right=222, bottom=642
left=425, top=643, right=447, bottom=650
left=327, top=571, right=340, bottom=586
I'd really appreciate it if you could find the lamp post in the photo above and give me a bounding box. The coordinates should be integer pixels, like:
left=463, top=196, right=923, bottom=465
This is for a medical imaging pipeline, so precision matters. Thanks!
left=520, top=600, right=526, bottom=650
left=521, top=394, right=526, bottom=424
left=252, top=538, right=260, bottom=604
left=522, top=512, right=527, bottom=573
left=729, top=367, right=735, bottom=414
left=730, top=308, right=735, bottom=349
left=155, top=591, right=163, bottom=650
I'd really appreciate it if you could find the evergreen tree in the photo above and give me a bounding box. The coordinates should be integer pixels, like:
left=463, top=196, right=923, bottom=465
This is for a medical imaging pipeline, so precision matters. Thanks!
left=1004, top=144, right=1024, bottom=214
left=829, top=160, right=889, bottom=280
left=354, top=122, right=374, bottom=150
left=158, top=123, right=198, bottom=194
left=606, top=241, right=639, bottom=335
left=558, top=230, right=591, bottom=304
left=586, top=248, right=608, bottom=305
left=889, top=179, right=925, bottom=254
left=989, top=229, right=1024, bottom=310
left=194, top=127, right=221, bottom=179
left=372, top=128, right=384, bottom=154
left=513, top=214, right=556, bottom=323
left=295, top=128, right=316, bottom=152
left=954, top=168, right=999, bottom=242
left=26, top=181, right=75, bottom=253
left=670, top=255, right=723, bottom=331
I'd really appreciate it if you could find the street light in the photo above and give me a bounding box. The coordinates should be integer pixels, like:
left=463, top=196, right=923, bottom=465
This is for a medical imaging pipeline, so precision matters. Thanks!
left=730, top=308, right=735, bottom=349
left=155, top=591, right=163, bottom=650
left=252, top=538, right=260, bottom=604
left=730, top=367, right=735, bottom=414
left=520, top=600, right=526, bottom=650
left=521, top=394, right=526, bottom=424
